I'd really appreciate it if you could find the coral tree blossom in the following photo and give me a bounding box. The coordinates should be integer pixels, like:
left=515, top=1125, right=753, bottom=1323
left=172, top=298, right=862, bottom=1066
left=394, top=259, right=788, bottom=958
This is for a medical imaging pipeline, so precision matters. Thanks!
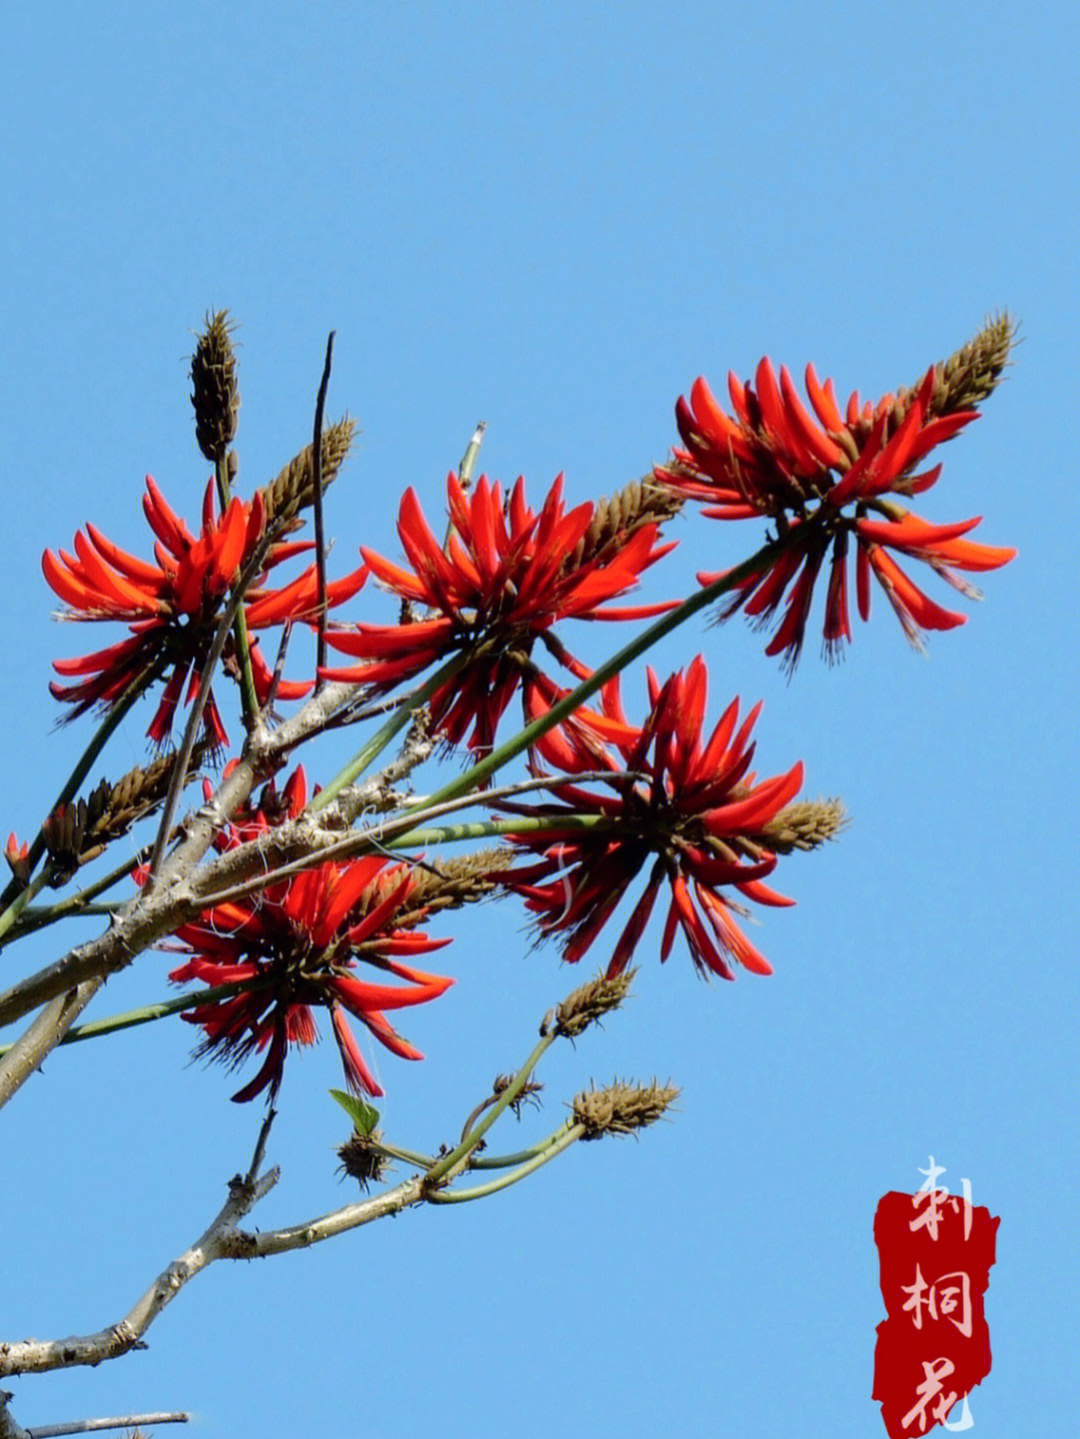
left=43, top=476, right=365, bottom=743
left=166, top=768, right=453, bottom=1102
left=322, top=472, right=674, bottom=753
left=657, top=354, right=1016, bottom=665
left=503, top=656, right=805, bottom=981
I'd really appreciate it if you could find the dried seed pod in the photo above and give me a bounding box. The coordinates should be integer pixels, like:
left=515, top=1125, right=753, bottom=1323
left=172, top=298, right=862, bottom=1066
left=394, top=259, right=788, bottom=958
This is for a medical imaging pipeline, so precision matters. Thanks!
left=191, top=310, right=240, bottom=464
left=42, top=799, right=89, bottom=883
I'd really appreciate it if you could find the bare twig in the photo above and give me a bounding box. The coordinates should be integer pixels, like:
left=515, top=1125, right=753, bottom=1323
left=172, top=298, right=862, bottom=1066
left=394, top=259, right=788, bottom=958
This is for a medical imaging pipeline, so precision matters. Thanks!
left=26, top=1412, right=189, bottom=1436
left=312, top=332, right=335, bottom=686
left=0, top=1166, right=281, bottom=1378
left=0, top=1149, right=427, bottom=1379
left=245, top=1106, right=276, bottom=1186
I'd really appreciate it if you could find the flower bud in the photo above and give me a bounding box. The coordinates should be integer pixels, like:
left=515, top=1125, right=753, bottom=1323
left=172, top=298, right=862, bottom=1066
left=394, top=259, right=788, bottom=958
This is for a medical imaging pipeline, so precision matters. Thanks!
left=191, top=310, right=240, bottom=464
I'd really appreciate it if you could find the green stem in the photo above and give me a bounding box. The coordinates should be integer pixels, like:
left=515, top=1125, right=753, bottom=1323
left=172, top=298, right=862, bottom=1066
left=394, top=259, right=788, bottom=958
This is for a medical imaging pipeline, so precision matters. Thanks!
left=425, top=1029, right=557, bottom=1185
left=470, top=1135, right=578, bottom=1170
left=383, top=813, right=608, bottom=849
left=216, top=453, right=260, bottom=730
left=6, top=846, right=150, bottom=940
left=426, top=1122, right=582, bottom=1202
left=0, top=872, right=51, bottom=945
left=0, top=977, right=269, bottom=1055
left=310, top=651, right=470, bottom=812
left=20, top=900, right=120, bottom=919
left=370, top=1139, right=436, bottom=1169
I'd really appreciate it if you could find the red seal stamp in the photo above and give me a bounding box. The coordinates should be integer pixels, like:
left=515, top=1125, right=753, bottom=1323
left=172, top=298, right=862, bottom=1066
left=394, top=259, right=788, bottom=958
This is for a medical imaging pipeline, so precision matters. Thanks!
left=873, top=1159, right=999, bottom=1435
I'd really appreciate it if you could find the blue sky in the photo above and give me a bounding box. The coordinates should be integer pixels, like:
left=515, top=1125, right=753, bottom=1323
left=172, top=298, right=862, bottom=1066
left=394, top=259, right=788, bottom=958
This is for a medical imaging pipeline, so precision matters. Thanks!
left=2, top=3, right=1077, bottom=1436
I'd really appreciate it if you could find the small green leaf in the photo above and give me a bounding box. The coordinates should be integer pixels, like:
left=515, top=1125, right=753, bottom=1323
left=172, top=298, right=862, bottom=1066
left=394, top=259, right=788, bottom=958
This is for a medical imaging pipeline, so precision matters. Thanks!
left=330, top=1088, right=380, bottom=1135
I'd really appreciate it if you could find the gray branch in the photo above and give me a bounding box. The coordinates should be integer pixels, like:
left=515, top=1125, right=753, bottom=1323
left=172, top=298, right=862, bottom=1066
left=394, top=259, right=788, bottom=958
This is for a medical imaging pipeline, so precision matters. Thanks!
left=27, top=1412, right=189, bottom=1436
left=0, top=1161, right=430, bottom=1379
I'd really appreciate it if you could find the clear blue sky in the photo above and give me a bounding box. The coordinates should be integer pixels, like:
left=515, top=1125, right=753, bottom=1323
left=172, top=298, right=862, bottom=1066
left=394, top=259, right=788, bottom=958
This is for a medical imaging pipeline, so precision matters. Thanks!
left=2, top=3, right=1076, bottom=1436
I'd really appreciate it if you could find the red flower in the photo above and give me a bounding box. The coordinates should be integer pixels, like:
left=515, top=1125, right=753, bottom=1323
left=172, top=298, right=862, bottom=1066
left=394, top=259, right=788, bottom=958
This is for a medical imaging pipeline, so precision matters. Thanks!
left=322, top=472, right=674, bottom=753
left=166, top=769, right=453, bottom=1102
left=44, top=476, right=365, bottom=743
left=659, top=361, right=1015, bottom=665
left=503, top=657, right=805, bottom=980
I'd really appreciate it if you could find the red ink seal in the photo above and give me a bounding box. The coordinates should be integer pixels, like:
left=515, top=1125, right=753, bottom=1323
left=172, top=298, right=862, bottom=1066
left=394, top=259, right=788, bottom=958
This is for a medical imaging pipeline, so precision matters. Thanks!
left=873, top=1162, right=999, bottom=1435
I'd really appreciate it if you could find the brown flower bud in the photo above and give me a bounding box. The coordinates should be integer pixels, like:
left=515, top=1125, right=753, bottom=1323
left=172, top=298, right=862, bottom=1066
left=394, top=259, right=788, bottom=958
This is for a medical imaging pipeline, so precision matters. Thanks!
left=554, top=969, right=636, bottom=1039
left=259, top=418, right=356, bottom=533
left=923, top=313, right=1015, bottom=417
left=760, top=797, right=847, bottom=854
left=565, top=479, right=684, bottom=573
left=191, top=310, right=240, bottom=464
left=573, top=1079, right=679, bottom=1140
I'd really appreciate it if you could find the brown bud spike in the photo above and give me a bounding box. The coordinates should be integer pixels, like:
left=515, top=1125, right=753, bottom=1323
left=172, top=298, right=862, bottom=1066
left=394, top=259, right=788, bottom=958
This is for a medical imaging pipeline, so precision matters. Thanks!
left=760, top=797, right=847, bottom=854
left=928, top=313, right=1015, bottom=417
left=394, top=849, right=505, bottom=926
left=260, top=417, right=356, bottom=532
left=566, top=478, right=684, bottom=573
left=191, top=310, right=240, bottom=464
left=573, top=1079, right=679, bottom=1139
left=555, top=969, right=636, bottom=1038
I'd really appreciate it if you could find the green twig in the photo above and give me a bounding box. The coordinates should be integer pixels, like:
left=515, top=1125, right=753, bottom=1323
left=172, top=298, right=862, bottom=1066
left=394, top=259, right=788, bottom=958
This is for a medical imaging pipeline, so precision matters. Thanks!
left=368, top=1138, right=436, bottom=1169
left=425, top=1029, right=557, bottom=1186
left=382, top=813, right=608, bottom=850
left=0, top=871, right=52, bottom=946
left=0, top=977, right=271, bottom=1056
left=215, top=454, right=260, bottom=731
left=426, top=1121, right=583, bottom=1202
left=4, top=846, right=151, bottom=942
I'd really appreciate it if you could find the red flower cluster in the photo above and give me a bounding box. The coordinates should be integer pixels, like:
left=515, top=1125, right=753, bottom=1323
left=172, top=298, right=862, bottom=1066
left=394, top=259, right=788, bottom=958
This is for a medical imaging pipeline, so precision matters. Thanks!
left=167, top=769, right=453, bottom=1102
left=44, top=477, right=365, bottom=743
left=322, top=473, right=674, bottom=753
left=503, top=657, right=804, bottom=980
left=658, top=362, right=1015, bottom=664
